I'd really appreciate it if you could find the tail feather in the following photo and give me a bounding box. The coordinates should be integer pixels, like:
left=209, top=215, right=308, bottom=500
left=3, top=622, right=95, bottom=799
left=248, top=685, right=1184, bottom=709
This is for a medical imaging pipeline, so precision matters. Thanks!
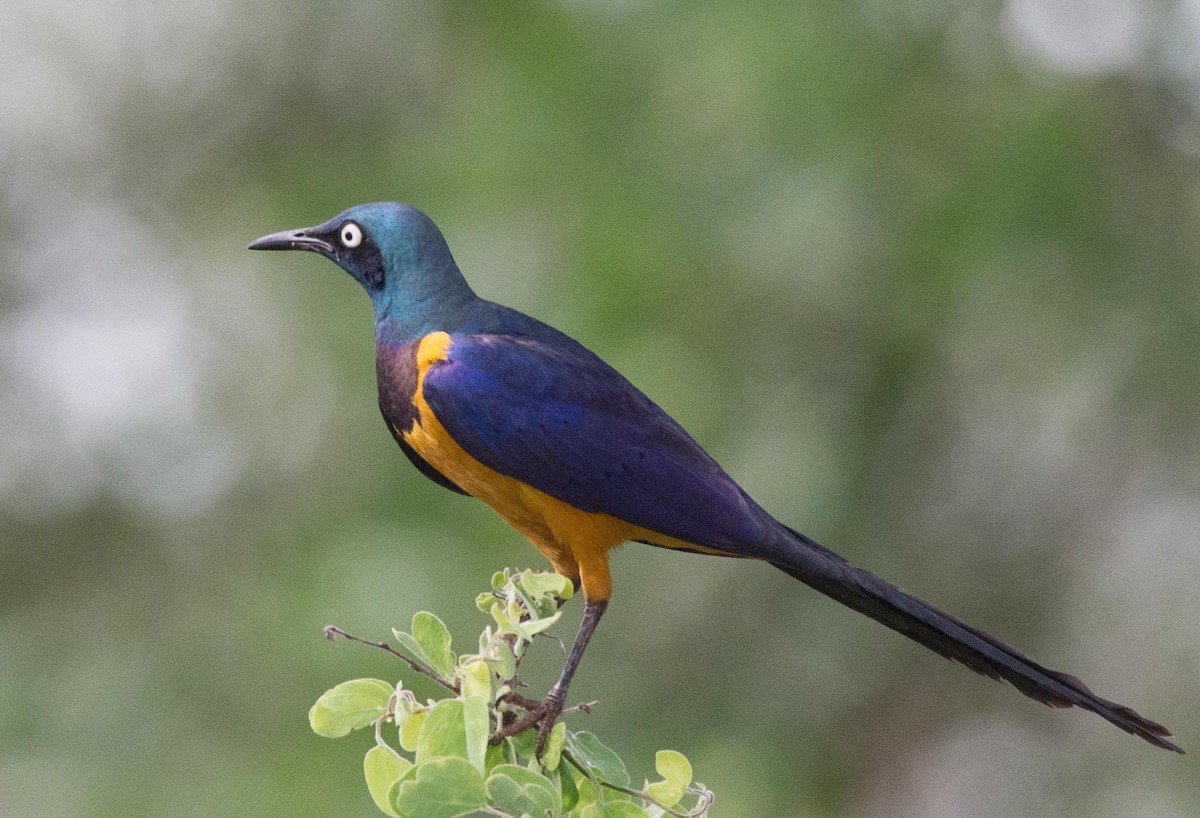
left=773, top=527, right=1182, bottom=753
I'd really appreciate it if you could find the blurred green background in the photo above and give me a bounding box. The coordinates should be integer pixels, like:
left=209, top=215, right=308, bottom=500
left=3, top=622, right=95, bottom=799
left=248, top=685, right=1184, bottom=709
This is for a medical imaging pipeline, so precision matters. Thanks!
left=2, top=0, right=1197, bottom=815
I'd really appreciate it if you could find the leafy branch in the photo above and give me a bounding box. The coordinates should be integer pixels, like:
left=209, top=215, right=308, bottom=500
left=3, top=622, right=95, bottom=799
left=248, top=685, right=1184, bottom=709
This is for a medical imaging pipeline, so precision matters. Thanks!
left=310, top=568, right=714, bottom=818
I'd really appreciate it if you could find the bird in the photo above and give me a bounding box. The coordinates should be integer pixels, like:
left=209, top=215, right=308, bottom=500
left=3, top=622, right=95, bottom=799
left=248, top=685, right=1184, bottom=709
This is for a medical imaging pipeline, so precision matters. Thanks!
left=249, top=202, right=1181, bottom=754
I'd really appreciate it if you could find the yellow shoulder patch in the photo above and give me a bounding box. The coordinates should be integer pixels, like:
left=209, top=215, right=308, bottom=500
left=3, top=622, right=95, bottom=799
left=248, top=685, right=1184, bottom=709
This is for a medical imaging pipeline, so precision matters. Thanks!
left=416, top=331, right=453, bottom=371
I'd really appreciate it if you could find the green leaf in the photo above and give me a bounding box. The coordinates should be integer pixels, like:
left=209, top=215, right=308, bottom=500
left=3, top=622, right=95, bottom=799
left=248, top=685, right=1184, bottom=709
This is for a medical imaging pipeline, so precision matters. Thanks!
left=490, top=604, right=518, bottom=637
left=645, top=780, right=681, bottom=806
left=398, top=710, right=425, bottom=752
left=507, top=725, right=537, bottom=762
left=542, top=721, right=566, bottom=772
left=485, top=764, right=561, bottom=817
left=364, top=744, right=411, bottom=818
left=459, top=659, right=491, bottom=701
left=654, top=750, right=691, bottom=787
left=570, top=775, right=598, bottom=817
left=519, top=609, right=563, bottom=637
left=389, top=757, right=485, bottom=818
left=461, top=696, right=490, bottom=775
left=559, top=763, right=580, bottom=812
left=519, top=570, right=574, bottom=602
left=484, top=740, right=513, bottom=773
left=566, top=731, right=630, bottom=787
left=516, top=569, right=573, bottom=618
left=579, top=802, right=648, bottom=818
left=568, top=772, right=632, bottom=817
left=308, top=678, right=393, bottom=738
left=412, top=612, right=455, bottom=678
left=645, top=750, right=691, bottom=807
left=392, top=630, right=432, bottom=671
left=415, top=700, right=468, bottom=763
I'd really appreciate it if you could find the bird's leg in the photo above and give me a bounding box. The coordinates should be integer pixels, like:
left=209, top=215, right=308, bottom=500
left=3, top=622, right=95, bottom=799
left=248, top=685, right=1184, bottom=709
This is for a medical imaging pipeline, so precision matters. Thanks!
left=492, top=598, right=607, bottom=754
left=536, top=598, right=606, bottom=750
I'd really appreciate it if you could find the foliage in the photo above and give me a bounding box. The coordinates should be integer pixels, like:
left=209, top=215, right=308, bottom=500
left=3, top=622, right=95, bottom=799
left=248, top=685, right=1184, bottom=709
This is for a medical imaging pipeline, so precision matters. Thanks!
left=310, top=569, right=713, bottom=818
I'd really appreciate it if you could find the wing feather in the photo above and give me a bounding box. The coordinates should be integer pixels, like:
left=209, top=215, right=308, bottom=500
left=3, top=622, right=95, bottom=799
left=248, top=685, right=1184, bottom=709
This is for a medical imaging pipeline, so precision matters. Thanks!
left=420, top=334, right=770, bottom=551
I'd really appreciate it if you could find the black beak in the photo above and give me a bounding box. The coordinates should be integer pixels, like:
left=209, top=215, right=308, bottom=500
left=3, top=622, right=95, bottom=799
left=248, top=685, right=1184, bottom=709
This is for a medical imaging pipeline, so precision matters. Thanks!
left=247, top=228, right=334, bottom=253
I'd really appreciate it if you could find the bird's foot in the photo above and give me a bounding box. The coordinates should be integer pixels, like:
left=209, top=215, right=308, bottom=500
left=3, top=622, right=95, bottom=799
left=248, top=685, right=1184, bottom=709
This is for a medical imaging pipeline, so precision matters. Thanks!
left=491, top=687, right=566, bottom=756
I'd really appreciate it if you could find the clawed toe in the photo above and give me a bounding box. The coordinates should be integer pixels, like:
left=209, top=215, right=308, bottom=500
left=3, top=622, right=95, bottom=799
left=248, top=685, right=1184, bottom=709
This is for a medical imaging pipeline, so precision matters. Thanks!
left=491, top=691, right=566, bottom=755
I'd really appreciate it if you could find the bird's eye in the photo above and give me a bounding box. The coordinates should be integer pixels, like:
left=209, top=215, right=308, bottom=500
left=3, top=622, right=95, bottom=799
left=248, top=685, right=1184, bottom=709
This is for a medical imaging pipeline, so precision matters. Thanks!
left=340, top=222, right=363, bottom=248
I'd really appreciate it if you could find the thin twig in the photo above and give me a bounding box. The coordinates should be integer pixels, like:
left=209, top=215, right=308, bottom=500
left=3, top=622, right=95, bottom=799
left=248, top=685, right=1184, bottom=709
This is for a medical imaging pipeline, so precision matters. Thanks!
left=323, top=625, right=458, bottom=694
left=537, top=630, right=568, bottom=656
left=495, top=693, right=598, bottom=723
left=497, top=690, right=543, bottom=711
left=374, top=692, right=395, bottom=745
left=683, top=784, right=715, bottom=816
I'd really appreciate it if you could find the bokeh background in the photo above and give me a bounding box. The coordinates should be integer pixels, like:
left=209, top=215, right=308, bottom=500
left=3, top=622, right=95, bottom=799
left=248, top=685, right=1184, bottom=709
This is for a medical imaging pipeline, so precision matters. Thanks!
left=2, top=1, right=1198, bottom=815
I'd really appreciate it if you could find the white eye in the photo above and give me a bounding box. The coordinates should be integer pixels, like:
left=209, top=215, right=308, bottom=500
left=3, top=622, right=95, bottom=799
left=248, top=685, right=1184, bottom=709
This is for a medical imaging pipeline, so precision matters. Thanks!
left=340, top=222, right=363, bottom=248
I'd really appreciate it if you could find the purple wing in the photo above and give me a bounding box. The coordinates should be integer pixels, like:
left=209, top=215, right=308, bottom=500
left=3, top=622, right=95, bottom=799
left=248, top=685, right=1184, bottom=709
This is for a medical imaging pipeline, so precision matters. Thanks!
left=420, top=333, right=773, bottom=553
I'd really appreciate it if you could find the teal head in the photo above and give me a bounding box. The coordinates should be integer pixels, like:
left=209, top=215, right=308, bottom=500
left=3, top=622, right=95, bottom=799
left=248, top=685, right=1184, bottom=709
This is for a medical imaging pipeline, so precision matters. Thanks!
left=249, top=202, right=476, bottom=341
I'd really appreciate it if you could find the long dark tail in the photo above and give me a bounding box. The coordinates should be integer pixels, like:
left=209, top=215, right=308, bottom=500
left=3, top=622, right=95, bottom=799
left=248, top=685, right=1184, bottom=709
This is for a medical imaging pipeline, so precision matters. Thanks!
left=771, top=526, right=1182, bottom=753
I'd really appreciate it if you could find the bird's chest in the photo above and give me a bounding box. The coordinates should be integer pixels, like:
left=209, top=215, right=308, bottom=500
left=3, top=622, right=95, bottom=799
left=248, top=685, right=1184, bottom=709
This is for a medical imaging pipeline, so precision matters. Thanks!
left=377, top=338, right=425, bottom=436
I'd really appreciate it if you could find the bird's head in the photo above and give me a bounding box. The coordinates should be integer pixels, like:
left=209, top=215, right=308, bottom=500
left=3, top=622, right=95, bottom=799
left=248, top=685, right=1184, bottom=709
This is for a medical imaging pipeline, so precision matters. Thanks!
left=249, top=202, right=474, bottom=332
